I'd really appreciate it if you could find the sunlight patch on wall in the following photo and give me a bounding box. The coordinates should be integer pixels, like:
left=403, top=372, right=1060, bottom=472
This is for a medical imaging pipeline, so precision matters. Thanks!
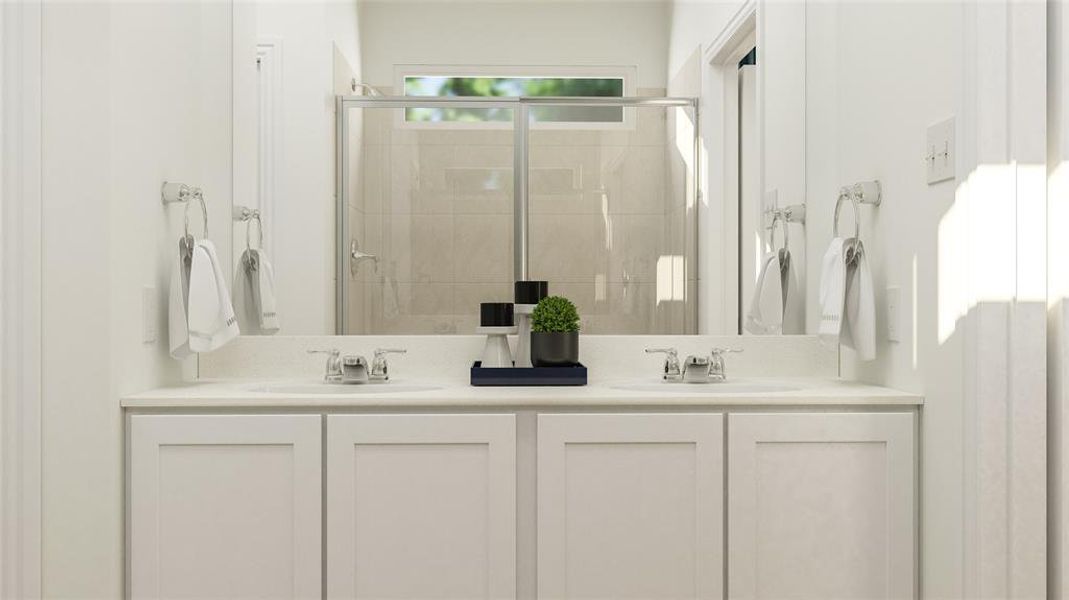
left=675, top=110, right=696, bottom=210
left=1049, top=161, right=1069, bottom=306
left=1016, top=163, right=1046, bottom=303
left=940, top=163, right=1043, bottom=344
left=657, top=255, right=685, bottom=305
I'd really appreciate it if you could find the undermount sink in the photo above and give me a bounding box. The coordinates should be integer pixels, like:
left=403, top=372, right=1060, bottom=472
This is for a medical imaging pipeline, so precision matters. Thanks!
left=251, top=383, right=441, bottom=395
left=611, top=381, right=799, bottom=394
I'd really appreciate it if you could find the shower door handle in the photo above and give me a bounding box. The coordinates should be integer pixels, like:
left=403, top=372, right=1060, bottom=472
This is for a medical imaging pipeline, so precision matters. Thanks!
left=350, top=238, right=378, bottom=277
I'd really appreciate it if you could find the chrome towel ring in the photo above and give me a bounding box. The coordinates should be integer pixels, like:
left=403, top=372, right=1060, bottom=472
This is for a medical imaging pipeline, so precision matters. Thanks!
left=185, top=188, right=208, bottom=239
left=233, top=205, right=265, bottom=252
left=246, top=210, right=263, bottom=252
left=769, top=210, right=789, bottom=253
left=833, top=180, right=882, bottom=240
left=764, top=203, right=805, bottom=253
left=161, top=181, right=208, bottom=239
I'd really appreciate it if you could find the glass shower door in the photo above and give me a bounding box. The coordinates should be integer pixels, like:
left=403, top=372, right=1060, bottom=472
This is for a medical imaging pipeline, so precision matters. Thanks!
left=339, top=101, right=517, bottom=334
left=525, top=102, right=697, bottom=334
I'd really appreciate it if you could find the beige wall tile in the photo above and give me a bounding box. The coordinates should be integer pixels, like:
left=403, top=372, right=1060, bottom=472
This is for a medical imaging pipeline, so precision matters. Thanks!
left=609, top=214, right=664, bottom=283
left=529, top=213, right=608, bottom=282
left=382, top=214, right=454, bottom=283
left=454, top=214, right=512, bottom=282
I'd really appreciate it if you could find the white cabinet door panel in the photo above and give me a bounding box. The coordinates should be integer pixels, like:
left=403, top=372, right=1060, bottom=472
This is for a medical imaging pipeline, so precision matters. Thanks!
left=537, top=413, right=723, bottom=600
left=128, top=414, right=322, bottom=600
left=728, top=412, right=915, bottom=600
left=326, top=414, right=516, bottom=600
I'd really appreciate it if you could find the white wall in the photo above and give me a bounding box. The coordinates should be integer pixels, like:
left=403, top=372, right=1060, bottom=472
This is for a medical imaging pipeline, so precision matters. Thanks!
left=666, top=1, right=740, bottom=84
left=1049, top=0, right=1069, bottom=594
left=358, top=0, right=670, bottom=89
left=803, top=4, right=966, bottom=597
left=39, top=2, right=232, bottom=597
left=235, top=1, right=361, bottom=335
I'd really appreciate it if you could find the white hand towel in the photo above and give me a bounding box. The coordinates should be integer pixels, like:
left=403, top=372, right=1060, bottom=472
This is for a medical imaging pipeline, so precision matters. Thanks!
left=779, top=250, right=804, bottom=335
left=254, top=250, right=280, bottom=332
left=745, top=251, right=784, bottom=335
left=841, top=240, right=876, bottom=360
left=187, top=239, right=239, bottom=353
left=168, top=251, right=193, bottom=359
left=234, top=249, right=281, bottom=335
left=818, top=237, right=847, bottom=348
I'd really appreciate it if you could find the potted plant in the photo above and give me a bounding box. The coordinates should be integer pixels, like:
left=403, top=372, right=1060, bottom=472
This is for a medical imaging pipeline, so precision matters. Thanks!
left=530, top=295, right=580, bottom=367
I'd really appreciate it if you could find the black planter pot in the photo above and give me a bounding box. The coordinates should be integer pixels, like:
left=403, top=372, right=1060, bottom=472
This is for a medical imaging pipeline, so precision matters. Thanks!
left=530, top=331, right=579, bottom=367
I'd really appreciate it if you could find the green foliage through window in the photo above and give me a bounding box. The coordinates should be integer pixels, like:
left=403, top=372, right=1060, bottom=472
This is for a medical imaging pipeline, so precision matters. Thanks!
left=403, top=76, right=624, bottom=124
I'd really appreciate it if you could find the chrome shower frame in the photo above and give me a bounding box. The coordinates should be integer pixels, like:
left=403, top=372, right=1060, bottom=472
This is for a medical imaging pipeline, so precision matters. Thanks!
left=334, top=95, right=700, bottom=334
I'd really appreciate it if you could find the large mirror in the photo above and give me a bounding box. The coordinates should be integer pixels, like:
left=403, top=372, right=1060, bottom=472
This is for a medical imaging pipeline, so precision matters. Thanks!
left=229, top=0, right=806, bottom=336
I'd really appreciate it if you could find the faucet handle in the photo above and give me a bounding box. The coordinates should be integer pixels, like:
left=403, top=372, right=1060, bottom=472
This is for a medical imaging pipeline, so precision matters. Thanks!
left=645, top=347, right=682, bottom=380
left=308, top=349, right=343, bottom=382
left=371, top=348, right=406, bottom=380
left=710, top=347, right=743, bottom=356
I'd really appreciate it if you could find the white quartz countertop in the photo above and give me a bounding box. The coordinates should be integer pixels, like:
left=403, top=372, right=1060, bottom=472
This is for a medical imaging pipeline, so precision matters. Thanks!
left=121, top=377, right=923, bottom=409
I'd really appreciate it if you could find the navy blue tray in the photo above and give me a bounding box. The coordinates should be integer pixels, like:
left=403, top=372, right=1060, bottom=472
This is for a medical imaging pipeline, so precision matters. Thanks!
left=470, top=361, right=588, bottom=386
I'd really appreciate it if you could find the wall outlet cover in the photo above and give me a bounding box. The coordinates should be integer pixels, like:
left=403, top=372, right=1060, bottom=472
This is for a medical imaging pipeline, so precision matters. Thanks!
left=885, top=286, right=901, bottom=343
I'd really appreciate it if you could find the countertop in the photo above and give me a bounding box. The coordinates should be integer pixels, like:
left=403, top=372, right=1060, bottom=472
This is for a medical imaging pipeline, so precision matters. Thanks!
left=121, top=377, right=923, bottom=409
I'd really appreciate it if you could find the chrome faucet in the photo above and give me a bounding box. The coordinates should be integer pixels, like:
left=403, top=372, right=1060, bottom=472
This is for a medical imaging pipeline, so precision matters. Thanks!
left=370, top=348, right=406, bottom=381
left=308, top=349, right=369, bottom=383
left=645, top=347, right=683, bottom=381
left=646, top=346, right=743, bottom=383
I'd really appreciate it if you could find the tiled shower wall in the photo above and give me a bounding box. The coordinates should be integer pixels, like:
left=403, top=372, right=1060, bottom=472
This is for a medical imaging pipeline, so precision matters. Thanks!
left=345, top=88, right=697, bottom=334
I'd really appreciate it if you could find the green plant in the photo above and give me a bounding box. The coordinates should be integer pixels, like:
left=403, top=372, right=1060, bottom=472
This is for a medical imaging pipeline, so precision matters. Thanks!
left=531, top=296, right=581, bottom=333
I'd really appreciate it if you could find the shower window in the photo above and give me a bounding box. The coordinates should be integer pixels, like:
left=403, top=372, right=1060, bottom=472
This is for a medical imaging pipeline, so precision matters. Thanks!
left=399, top=67, right=632, bottom=127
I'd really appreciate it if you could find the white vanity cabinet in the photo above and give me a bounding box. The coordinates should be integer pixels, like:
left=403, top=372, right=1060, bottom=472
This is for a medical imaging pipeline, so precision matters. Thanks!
left=727, top=413, right=916, bottom=599
left=127, top=414, right=323, bottom=600
left=325, top=414, right=517, bottom=600
left=126, top=407, right=916, bottom=600
left=536, top=413, right=724, bottom=599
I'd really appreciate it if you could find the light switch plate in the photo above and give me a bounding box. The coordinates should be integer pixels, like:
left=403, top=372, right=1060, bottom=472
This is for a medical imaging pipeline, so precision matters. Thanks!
left=926, top=117, right=955, bottom=184
left=142, top=286, right=158, bottom=343
left=885, top=286, right=901, bottom=343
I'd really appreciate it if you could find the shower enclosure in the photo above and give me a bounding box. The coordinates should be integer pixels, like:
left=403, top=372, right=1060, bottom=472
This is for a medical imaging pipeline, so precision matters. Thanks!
left=336, top=95, right=699, bottom=335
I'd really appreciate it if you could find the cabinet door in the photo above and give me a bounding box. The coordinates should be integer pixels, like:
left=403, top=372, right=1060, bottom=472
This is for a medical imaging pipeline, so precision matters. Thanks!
left=537, top=413, right=724, bottom=600
left=128, top=414, right=322, bottom=600
left=326, top=414, right=516, bottom=599
left=728, top=413, right=916, bottom=599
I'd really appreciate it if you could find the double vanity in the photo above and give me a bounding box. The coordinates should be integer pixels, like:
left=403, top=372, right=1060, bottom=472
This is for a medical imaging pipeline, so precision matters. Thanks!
left=122, top=336, right=921, bottom=599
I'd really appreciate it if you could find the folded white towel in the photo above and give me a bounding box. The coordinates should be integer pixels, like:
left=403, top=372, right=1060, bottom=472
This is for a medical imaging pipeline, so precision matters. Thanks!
left=779, top=249, right=804, bottom=334
left=234, top=249, right=280, bottom=335
left=745, top=251, right=784, bottom=335
left=818, top=237, right=847, bottom=348
left=841, top=239, right=876, bottom=360
left=186, top=239, right=239, bottom=353
left=168, top=245, right=193, bottom=360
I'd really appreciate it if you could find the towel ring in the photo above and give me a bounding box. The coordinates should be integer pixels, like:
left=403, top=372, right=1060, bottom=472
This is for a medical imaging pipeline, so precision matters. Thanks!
left=246, top=210, right=263, bottom=251
left=768, top=211, right=789, bottom=252
left=833, top=188, right=859, bottom=240
left=833, top=180, right=882, bottom=240
left=183, top=188, right=209, bottom=239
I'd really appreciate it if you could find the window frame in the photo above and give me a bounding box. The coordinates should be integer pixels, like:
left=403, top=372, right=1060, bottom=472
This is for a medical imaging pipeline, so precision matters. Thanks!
left=392, top=64, right=638, bottom=130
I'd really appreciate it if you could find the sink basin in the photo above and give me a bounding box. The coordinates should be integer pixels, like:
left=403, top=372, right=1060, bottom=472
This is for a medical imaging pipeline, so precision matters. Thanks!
left=251, top=383, right=441, bottom=395
left=610, top=381, right=799, bottom=394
